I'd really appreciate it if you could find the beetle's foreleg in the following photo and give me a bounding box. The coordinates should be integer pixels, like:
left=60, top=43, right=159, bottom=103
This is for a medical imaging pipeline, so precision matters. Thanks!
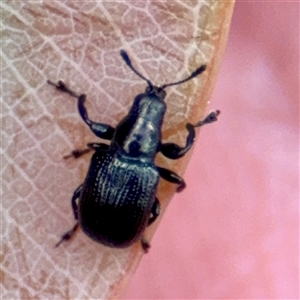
left=77, top=95, right=115, bottom=140
left=158, top=124, right=195, bottom=159
left=193, top=110, right=220, bottom=128
left=47, top=80, right=115, bottom=140
left=159, top=110, right=220, bottom=159
left=148, top=197, right=160, bottom=226
left=157, top=167, right=186, bottom=192
left=47, top=80, right=80, bottom=98
left=55, top=184, right=83, bottom=247
left=63, top=148, right=92, bottom=159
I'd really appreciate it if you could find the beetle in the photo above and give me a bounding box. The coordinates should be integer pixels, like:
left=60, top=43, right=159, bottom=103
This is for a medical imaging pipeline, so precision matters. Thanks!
left=48, top=50, right=220, bottom=252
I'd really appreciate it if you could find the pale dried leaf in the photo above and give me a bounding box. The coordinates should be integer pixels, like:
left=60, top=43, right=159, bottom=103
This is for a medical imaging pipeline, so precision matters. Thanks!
left=1, top=1, right=234, bottom=299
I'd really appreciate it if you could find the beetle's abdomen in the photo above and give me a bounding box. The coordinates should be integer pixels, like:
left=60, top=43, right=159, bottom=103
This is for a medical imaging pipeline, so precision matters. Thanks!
left=79, top=151, right=159, bottom=248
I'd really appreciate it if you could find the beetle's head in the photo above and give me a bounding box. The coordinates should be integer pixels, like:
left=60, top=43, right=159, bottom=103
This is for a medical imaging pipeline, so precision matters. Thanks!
left=120, top=49, right=206, bottom=102
left=144, top=85, right=166, bottom=101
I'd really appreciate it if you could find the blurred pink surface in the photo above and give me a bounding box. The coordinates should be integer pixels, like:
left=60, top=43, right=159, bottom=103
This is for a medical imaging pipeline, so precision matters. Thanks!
left=123, top=2, right=299, bottom=299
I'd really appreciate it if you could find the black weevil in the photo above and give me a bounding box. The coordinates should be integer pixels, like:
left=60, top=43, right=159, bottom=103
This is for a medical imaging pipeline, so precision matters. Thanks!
left=48, top=50, right=220, bottom=252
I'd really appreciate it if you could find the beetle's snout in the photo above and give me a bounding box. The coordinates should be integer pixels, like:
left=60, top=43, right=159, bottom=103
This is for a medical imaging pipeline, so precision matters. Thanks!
left=145, top=85, right=166, bottom=101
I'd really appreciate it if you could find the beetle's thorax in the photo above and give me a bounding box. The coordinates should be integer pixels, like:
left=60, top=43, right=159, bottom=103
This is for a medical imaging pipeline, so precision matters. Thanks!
left=112, top=86, right=167, bottom=163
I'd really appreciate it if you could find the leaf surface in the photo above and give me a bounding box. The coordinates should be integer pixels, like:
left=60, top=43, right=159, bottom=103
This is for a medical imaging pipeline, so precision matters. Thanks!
left=1, top=1, right=234, bottom=299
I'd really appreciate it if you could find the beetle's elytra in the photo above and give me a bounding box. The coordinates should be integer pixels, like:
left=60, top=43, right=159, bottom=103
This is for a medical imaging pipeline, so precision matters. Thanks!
left=48, top=50, right=220, bottom=253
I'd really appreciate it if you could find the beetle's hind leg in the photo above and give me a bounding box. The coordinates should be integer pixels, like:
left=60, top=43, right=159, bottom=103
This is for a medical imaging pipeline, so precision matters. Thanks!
left=55, top=223, right=79, bottom=247
left=148, top=197, right=160, bottom=226
left=139, top=198, right=160, bottom=253
left=55, top=184, right=83, bottom=247
left=159, top=110, right=220, bottom=159
left=140, top=237, right=151, bottom=253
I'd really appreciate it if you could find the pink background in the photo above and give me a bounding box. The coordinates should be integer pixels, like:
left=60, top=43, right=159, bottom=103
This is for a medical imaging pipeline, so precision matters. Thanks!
left=123, top=2, right=299, bottom=299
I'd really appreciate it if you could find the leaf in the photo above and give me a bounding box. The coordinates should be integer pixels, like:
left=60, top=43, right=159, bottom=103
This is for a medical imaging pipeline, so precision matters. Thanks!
left=1, top=1, right=235, bottom=299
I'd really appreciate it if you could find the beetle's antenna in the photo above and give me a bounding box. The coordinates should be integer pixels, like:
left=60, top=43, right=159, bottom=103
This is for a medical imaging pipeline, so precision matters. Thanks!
left=120, top=50, right=153, bottom=89
left=159, top=65, right=206, bottom=90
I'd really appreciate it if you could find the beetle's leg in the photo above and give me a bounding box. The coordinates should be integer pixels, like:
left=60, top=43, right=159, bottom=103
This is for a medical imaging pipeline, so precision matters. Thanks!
left=159, top=110, right=220, bottom=159
left=148, top=197, right=160, bottom=226
left=77, top=94, right=115, bottom=139
left=63, top=148, right=92, bottom=159
left=55, top=223, right=79, bottom=247
left=87, top=142, right=109, bottom=151
left=47, top=80, right=115, bottom=140
left=47, top=80, right=80, bottom=98
left=55, top=184, right=83, bottom=247
left=157, top=167, right=186, bottom=192
left=139, top=199, right=161, bottom=253
left=141, top=237, right=151, bottom=253
left=71, top=184, right=83, bottom=220
left=140, top=198, right=160, bottom=253
left=64, top=143, right=109, bottom=159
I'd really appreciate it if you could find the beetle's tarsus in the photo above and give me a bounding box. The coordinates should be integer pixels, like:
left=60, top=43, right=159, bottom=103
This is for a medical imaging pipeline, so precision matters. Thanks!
left=63, top=142, right=110, bottom=159
left=63, top=148, right=92, bottom=159
left=55, top=222, right=79, bottom=247
left=194, top=110, right=221, bottom=127
left=141, top=237, right=151, bottom=253
left=47, top=80, right=80, bottom=98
